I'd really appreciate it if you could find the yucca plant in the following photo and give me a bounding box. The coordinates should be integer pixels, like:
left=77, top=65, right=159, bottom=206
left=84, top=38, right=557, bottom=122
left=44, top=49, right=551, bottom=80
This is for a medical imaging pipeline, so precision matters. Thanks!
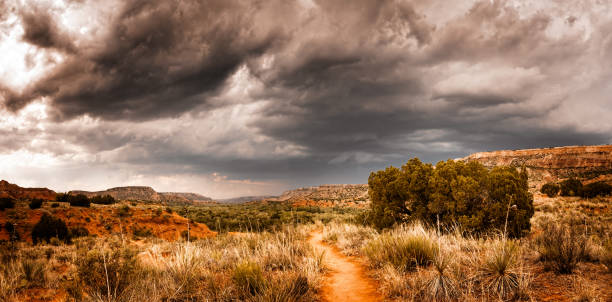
left=477, top=240, right=520, bottom=300
left=419, top=252, right=459, bottom=301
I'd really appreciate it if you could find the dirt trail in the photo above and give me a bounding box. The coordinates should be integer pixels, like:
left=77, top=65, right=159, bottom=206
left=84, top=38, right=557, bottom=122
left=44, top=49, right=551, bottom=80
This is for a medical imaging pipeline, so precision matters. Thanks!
left=308, top=230, right=382, bottom=302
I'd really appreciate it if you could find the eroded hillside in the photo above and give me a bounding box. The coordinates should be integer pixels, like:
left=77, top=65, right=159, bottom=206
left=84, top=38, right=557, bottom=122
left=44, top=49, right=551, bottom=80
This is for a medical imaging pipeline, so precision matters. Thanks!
left=272, top=184, right=370, bottom=207
left=462, top=145, right=612, bottom=189
left=0, top=180, right=56, bottom=201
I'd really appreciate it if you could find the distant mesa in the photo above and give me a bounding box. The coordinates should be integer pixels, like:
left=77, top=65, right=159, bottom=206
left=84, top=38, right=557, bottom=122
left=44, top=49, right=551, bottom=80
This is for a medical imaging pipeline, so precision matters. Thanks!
left=0, top=180, right=56, bottom=201
left=69, top=186, right=214, bottom=205
left=461, top=145, right=612, bottom=189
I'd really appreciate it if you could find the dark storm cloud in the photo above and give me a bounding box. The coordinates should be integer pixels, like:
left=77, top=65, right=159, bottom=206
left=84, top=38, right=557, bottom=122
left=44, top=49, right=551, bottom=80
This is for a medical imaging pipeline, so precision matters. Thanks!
left=2, top=0, right=612, bottom=194
left=21, top=7, right=76, bottom=53
left=4, top=0, right=287, bottom=119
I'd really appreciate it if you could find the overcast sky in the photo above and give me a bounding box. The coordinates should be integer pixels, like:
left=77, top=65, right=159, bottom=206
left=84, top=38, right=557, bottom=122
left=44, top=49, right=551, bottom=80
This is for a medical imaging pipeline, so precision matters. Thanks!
left=1, top=0, right=611, bottom=198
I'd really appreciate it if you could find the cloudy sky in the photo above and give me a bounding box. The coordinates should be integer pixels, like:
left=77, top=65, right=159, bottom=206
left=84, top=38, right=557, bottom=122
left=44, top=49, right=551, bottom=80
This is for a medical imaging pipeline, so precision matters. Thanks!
left=1, top=0, right=611, bottom=198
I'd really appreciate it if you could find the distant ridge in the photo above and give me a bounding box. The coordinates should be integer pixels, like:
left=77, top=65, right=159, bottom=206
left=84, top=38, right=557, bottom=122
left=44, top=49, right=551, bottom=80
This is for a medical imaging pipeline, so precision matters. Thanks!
left=0, top=180, right=56, bottom=200
left=216, top=195, right=278, bottom=204
left=70, top=186, right=214, bottom=205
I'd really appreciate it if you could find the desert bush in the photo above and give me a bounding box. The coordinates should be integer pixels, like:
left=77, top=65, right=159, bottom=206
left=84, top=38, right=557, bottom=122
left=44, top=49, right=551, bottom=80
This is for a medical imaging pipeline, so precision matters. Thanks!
left=0, top=261, right=21, bottom=300
left=77, top=245, right=139, bottom=300
left=541, top=182, right=560, bottom=197
left=233, top=260, right=266, bottom=295
left=0, top=197, right=14, bottom=211
left=581, top=182, right=612, bottom=198
left=560, top=178, right=583, bottom=196
left=51, top=202, right=60, bottom=208
left=69, top=194, right=91, bottom=207
left=32, top=213, right=70, bottom=244
left=363, top=224, right=438, bottom=271
left=132, top=227, right=153, bottom=238
left=90, top=194, right=116, bottom=205
left=28, top=198, right=43, bottom=209
left=118, top=205, right=131, bottom=217
left=535, top=222, right=587, bottom=274
left=367, top=158, right=534, bottom=237
left=70, top=226, right=89, bottom=238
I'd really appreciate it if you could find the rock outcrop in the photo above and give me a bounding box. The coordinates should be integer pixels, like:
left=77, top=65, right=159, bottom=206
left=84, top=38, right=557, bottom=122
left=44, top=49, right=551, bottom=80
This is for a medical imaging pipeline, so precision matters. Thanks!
left=70, top=186, right=213, bottom=204
left=271, top=184, right=370, bottom=207
left=0, top=180, right=56, bottom=200
left=461, top=145, right=612, bottom=189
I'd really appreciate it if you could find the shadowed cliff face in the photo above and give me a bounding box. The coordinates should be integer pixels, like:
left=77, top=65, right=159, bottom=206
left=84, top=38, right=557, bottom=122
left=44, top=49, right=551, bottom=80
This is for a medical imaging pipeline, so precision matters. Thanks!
left=0, top=180, right=56, bottom=200
left=462, top=145, right=612, bottom=189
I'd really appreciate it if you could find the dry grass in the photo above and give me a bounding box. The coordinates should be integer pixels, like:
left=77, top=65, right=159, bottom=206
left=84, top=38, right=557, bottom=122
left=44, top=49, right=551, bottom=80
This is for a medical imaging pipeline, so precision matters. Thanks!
left=0, top=224, right=324, bottom=302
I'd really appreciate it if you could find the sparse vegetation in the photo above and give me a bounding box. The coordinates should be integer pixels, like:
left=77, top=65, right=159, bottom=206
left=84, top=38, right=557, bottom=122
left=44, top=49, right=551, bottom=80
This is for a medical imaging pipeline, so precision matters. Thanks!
left=0, top=197, right=15, bottom=211
left=541, top=182, right=560, bottom=197
left=535, top=222, right=588, bottom=274
left=28, top=199, right=43, bottom=209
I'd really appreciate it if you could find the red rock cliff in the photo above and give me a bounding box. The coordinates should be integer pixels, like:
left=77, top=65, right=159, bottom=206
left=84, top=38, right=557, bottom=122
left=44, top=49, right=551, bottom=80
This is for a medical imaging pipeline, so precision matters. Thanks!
left=461, top=145, right=612, bottom=189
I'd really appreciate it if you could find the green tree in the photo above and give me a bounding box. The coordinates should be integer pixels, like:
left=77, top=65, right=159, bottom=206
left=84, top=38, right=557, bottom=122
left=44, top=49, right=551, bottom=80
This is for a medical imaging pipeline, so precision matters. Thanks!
left=367, top=158, right=534, bottom=237
left=540, top=182, right=560, bottom=197
left=559, top=178, right=582, bottom=196
left=32, top=213, right=70, bottom=244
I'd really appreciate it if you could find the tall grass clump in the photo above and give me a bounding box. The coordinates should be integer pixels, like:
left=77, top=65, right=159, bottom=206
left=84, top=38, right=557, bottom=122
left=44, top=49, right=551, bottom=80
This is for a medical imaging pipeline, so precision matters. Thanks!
left=476, top=240, right=521, bottom=300
left=363, top=224, right=438, bottom=271
left=535, top=222, right=587, bottom=274
left=233, top=260, right=266, bottom=296
left=418, top=252, right=459, bottom=302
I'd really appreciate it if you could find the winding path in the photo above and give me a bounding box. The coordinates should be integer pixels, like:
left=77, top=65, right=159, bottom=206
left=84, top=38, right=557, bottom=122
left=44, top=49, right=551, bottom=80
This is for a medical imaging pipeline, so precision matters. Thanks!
left=308, top=230, right=382, bottom=302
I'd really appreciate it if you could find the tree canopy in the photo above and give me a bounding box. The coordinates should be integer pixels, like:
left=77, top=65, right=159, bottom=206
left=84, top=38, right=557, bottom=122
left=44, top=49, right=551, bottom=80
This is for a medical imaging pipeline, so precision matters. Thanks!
left=367, top=158, right=534, bottom=237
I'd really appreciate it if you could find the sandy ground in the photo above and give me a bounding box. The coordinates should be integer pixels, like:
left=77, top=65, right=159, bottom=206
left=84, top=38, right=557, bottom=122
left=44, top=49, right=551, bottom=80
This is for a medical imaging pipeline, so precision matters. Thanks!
left=308, top=230, right=382, bottom=302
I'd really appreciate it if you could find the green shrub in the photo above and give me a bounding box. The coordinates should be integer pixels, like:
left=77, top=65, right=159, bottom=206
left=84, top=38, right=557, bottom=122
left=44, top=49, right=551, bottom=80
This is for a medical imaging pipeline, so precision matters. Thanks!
left=28, top=199, right=43, bottom=209
left=0, top=197, right=14, bottom=211
left=70, top=227, right=89, bottom=238
left=367, top=159, right=534, bottom=237
left=560, top=178, right=583, bottom=197
left=540, top=183, right=560, bottom=197
left=535, top=222, right=587, bottom=274
left=233, top=261, right=266, bottom=295
left=69, top=194, right=91, bottom=207
left=90, top=194, right=116, bottom=205
left=581, top=182, right=612, bottom=198
left=363, top=232, right=437, bottom=271
left=55, top=193, right=70, bottom=202
left=132, top=227, right=152, bottom=238
left=32, top=213, right=70, bottom=244
left=117, top=205, right=131, bottom=217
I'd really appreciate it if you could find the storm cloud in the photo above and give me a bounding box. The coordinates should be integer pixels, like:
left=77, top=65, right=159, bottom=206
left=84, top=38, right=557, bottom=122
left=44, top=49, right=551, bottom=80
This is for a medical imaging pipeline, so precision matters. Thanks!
left=1, top=0, right=611, bottom=197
